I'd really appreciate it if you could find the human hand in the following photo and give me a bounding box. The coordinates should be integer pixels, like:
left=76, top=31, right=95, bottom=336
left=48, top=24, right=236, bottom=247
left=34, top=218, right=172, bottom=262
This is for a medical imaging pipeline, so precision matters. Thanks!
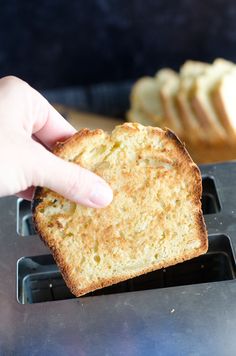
left=0, top=76, right=113, bottom=208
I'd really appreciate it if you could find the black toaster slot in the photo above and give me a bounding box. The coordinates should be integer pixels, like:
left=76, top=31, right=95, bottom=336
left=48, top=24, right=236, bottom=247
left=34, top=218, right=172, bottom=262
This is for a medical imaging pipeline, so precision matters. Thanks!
left=17, top=199, right=36, bottom=236
left=202, top=176, right=221, bottom=214
left=17, top=234, right=235, bottom=304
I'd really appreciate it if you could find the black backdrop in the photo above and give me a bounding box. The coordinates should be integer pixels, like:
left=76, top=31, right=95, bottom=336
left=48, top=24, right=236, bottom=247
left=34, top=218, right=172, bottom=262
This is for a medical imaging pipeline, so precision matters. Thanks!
left=0, top=0, right=236, bottom=90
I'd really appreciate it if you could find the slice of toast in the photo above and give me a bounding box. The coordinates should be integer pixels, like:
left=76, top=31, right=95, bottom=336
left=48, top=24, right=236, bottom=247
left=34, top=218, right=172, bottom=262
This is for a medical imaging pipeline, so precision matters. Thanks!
left=190, top=59, right=234, bottom=143
left=33, top=123, right=208, bottom=297
left=156, top=69, right=183, bottom=138
left=212, top=70, right=236, bottom=142
left=130, top=77, right=164, bottom=126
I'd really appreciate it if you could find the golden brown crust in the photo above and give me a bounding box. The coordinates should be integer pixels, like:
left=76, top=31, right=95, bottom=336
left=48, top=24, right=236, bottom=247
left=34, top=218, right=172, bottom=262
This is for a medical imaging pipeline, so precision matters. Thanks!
left=53, top=128, right=105, bottom=156
left=33, top=122, right=208, bottom=297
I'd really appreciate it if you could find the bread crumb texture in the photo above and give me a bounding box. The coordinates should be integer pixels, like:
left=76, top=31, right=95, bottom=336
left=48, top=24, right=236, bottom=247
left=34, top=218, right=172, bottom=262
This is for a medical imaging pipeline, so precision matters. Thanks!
left=33, top=123, right=208, bottom=297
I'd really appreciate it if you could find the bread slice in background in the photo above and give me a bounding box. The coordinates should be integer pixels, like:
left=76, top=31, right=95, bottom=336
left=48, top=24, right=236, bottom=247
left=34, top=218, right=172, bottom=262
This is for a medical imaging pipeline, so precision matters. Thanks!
left=157, top=69, right=183, bottom=138
left=33, top=123, right=208, bottom=297
left=130, top=77, right=164, bottom=127
left=190, top=59, right=234, bottom=143
left=177, top=60, right=210, bottom=143
left=212, top=70, right=236, bottom=143
left=180, top=60, right=210, bottom=77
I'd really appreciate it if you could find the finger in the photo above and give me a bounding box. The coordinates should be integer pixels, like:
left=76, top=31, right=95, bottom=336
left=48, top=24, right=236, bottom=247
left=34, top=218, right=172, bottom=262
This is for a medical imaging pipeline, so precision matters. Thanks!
left=16, top=186, right=35, bottom=200
left=32, top=95, right=77, bottom=149
left=33, top=146, right=113, bottom=208
left=32, top=134, right=48, bottom=149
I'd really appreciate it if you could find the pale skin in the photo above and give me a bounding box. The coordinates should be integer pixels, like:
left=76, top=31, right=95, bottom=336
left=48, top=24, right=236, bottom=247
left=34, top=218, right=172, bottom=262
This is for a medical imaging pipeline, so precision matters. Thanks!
left=0, top=76, right=113, bottom=208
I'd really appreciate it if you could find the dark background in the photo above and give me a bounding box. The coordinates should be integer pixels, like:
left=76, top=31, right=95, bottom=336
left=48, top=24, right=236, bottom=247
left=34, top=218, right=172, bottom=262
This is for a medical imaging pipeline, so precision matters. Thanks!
left=0, top=0, right=236, bottom=91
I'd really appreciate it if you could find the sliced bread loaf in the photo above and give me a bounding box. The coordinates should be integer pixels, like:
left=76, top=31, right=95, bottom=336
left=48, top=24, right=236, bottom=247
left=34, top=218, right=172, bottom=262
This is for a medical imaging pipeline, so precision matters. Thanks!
left=190, top=59, right=234, bottom=143
left=33, top=123, right=208, bottom=297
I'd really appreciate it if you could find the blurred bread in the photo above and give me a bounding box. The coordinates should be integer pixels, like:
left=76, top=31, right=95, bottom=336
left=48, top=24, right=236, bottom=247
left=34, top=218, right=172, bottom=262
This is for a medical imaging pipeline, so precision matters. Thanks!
left=190, top=59, right=234, bottom=143
left=128, top=58, right=236, bottom=163
left=213, top=70, right=236, bottom=142
left=157, top=69, right=183, bottom=137
left=127, top=108, right=155, bottom=126
left=179, top=60, right=210, bottom=78
left=130, top=77, right=164, bottom=126
left=33, top=123, right=208, bottom=297
left=177, top=60, right=210, bottom=143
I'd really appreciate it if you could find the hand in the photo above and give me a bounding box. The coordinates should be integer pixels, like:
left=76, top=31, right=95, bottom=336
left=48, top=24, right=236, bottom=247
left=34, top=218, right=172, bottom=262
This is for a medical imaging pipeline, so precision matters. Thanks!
left=0, top=76, right=113, bottom=208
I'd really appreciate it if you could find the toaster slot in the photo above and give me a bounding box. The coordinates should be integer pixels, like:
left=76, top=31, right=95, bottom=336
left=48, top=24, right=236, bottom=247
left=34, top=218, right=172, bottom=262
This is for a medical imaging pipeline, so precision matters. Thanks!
left=17, top=199, right=36, bottom=236
left=17, top=234, right=235, bottom=304
left=202, top=176, right=221, bottom=214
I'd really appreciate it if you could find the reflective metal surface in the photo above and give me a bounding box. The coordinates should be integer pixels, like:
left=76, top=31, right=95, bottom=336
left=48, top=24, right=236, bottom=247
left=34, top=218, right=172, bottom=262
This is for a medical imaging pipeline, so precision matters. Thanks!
left=1, top=162, right=236, bottom=355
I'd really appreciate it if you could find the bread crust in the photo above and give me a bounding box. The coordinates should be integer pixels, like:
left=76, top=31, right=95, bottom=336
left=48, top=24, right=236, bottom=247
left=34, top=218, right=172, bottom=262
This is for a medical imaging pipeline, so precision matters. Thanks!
left=33, top=123, right=208, bottom=297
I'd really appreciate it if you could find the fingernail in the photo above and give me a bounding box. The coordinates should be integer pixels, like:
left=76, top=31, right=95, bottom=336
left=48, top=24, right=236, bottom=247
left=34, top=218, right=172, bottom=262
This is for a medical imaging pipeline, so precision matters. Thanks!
left=89, top=182, right=113, bottom=207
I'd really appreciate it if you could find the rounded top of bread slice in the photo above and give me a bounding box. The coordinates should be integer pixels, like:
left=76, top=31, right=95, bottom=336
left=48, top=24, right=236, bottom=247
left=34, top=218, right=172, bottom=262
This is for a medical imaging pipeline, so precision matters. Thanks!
left=130, top=76, right=164, bottom=126
left=33, top=123, right=208, bottom=297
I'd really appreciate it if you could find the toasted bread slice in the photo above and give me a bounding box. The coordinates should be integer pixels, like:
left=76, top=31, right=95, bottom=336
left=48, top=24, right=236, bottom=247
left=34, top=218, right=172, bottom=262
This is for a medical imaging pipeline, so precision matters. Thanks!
left=212, top=70, right=236, bottom=142
left=190, top=59, right=234, bottom=143
left=33, top=123, right=208, bottom=297
left=177, top=60, right=210, bottom=143
left=130, top=77, right=164, bottom=126
left=156, top=69, right=183, bottom=138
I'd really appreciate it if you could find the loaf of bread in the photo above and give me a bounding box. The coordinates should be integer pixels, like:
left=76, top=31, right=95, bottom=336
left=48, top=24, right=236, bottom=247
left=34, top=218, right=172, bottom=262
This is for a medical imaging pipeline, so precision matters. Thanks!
left=128, top=58, right=236, bottom=163
left=33, top=123, right=208, bottom=297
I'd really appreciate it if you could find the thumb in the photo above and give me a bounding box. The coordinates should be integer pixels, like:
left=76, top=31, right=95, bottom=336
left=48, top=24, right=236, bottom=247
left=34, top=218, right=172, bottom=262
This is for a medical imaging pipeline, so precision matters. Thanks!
left=33, top=146, right=113, bottom=208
